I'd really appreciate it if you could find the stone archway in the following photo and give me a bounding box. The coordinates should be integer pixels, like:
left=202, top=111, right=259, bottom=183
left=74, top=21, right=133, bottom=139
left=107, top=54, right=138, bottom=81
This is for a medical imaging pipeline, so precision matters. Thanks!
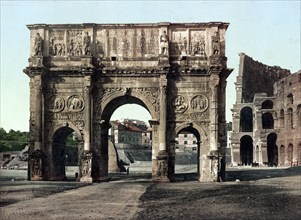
left=174, top=125, right=201, bottom=180
left=240, top=135, right=253, bottom=165
left=92, top=94, right=156, bottom=182
left=25, top=22, right=232, bottom=182
left=267, top=133, right=278, bottom=166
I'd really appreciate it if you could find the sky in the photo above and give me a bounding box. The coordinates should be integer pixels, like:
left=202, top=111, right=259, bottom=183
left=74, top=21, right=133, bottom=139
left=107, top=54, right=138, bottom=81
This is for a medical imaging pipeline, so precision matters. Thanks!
left=0, top=0, right=300, bottom=132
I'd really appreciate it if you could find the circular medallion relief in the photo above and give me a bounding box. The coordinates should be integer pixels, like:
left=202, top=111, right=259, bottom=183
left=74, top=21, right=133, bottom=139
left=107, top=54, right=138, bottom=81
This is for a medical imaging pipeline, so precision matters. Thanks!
left=49, top=96, right=65, bottom=113
left=190, top=94, right=209, bottom=112
left=67, top=95, right=84, bottom=112
left=173, top=95, right=188, bottom=113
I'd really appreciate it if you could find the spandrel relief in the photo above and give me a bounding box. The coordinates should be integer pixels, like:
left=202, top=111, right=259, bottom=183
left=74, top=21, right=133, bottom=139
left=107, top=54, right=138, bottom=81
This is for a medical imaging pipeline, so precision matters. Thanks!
left=67, top=30, right=83, bottom=56
left=190, top=31, right=206, bottom=57
left=49, top=30, right=66, bottom=56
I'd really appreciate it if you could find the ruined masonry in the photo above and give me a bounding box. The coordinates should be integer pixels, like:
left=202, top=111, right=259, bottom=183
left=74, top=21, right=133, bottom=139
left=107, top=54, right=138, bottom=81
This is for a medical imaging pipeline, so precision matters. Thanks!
left=25, top=22, right=233, bottom=182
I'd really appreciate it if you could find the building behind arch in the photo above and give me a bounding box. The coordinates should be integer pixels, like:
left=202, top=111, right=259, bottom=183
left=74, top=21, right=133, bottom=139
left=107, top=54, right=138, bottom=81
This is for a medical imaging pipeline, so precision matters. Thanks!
left=230, top=53, right=301, bottom=167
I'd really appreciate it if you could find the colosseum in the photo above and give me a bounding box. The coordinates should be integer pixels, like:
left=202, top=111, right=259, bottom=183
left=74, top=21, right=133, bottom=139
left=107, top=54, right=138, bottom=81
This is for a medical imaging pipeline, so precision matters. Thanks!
left=230, top=53, right=301, bottom=167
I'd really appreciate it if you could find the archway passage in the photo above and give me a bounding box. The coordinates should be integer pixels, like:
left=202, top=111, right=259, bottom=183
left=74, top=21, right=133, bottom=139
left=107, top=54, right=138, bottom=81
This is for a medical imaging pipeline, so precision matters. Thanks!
left=267, top=133, right=278, bottom=166
left=175, top=126, right=200, bottom=179
left=52, top=127, right=80, bottom=180
left=94, top=95, right=153, bottom=181
left=240, top=135, right=253, bottom=165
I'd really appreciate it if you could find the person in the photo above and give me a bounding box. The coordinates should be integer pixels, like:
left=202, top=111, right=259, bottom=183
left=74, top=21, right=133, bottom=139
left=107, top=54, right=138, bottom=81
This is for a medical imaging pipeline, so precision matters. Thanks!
left=160, top=31, right=169, bottom=56
left=34, top=33, right=43, bottom=55
left=83, top=32, right=91, bottom=55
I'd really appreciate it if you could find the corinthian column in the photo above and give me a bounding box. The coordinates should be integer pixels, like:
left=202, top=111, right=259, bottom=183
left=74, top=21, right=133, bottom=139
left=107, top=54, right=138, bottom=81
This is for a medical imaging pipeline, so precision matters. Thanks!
left=159, top=83, right=167, bottom=151
left=210, top=73, right=220, bottom=152
left=84, top=78, right=91, bottom=152
left=34, top=74, right=43, bottom=150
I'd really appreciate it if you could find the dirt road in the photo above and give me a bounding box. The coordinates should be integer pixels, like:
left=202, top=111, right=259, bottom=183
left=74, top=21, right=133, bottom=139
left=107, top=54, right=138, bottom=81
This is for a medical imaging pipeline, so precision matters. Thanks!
left=0, top=168, right=300, bottom=220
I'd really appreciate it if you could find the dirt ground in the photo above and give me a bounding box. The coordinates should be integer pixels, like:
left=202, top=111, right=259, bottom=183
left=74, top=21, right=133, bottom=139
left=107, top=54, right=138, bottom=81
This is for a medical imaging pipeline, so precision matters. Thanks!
left=0, top=167, right=300, bottom=220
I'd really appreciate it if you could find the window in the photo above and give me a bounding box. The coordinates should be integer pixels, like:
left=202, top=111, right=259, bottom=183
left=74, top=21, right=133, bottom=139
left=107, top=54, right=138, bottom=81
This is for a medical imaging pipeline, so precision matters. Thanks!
left=184, top=141, right=188, bottom=144
left=240, top=107, right=253, bottom=132
left=262, top=100, right=273, bottom=109
left=262, top=112, right=274, bottom=129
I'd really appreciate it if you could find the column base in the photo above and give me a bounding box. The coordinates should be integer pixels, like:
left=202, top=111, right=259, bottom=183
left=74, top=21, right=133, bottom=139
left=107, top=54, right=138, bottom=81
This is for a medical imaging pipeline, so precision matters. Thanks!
left=80, top=176, right=93, bottom=183
left=150, top=176, right=170, bottom=183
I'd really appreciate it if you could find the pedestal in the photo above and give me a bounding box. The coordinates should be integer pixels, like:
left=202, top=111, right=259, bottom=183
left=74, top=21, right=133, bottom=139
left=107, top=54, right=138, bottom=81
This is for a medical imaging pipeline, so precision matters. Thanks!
left=80, top=152, right=93, bottom=183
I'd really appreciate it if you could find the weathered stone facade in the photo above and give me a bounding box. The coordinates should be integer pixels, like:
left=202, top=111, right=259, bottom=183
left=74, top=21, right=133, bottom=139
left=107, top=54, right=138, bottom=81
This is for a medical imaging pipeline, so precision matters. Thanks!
left=231, top=53, right=301, bottom=166
left=24, top=22, right=232, bottom=182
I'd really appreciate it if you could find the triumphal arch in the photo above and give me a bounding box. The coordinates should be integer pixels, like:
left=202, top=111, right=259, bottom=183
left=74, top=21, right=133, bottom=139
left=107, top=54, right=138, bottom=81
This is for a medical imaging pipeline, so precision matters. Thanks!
left=24, top=22, right=232, bottom=183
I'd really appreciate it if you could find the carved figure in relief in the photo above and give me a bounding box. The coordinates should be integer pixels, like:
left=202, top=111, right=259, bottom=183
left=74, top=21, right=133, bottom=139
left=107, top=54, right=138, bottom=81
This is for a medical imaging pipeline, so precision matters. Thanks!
left=50, top=97, right=65, bottom=112
left=34, top=33, right=43, bottom=55
left=68, top=39, right=74, bottom=56
left=212, top=31, right=220, bottom=55
left=67, top=95, right=84, bottom=111
left=174, top=95, right=188, bottom=112
left=160, top=31, right=169, bottom=56
left=83, top=32, right=91, bottom=55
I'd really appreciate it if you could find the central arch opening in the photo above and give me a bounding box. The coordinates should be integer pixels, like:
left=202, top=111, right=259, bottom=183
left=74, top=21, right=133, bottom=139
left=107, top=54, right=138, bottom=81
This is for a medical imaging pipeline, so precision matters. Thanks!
left=98, top=95, right=153, bottom=180
left=175, top=126, right=200, bottom=180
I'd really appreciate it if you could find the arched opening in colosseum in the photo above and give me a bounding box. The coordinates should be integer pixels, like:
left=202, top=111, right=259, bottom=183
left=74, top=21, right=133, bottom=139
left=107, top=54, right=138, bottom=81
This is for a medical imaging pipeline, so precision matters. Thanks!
left=287, top=93, right=294, bottom=105
left=287, top=108, right=293, bottom=129
left=262, top=112, right=274, bottom=129
left=267, top=133, right=278, bottom=166
left=262, top=100, right=273, bottom=109
left=240, top=135, right=253, bottom=165
left=279, top=109, right=285, bottom=127
left=297, top=105, right=301, bottom=127
left=279, top=145, right=285, bottom=166
left=240, top=107, right=253, bottom=132
left=287, top=144, right=294, bottom=164
left=51, top=126, right=81, bottom=181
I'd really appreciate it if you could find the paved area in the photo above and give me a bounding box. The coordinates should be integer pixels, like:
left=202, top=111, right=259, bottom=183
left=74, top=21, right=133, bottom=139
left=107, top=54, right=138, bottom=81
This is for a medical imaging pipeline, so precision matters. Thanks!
left=0, top=167, right=300, bottom=220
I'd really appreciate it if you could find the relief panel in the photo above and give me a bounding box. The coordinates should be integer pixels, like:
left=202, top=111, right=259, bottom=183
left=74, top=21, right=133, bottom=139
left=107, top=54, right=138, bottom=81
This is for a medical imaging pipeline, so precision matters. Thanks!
left=49, top=30, right=66, bottom=56
left=67, top=30, right=83, bottom=56
left=96, top=28, right=159, bottom=58
left=170, top=30, right=188, bottom=56
left=189, top=30, right=207, bottom=57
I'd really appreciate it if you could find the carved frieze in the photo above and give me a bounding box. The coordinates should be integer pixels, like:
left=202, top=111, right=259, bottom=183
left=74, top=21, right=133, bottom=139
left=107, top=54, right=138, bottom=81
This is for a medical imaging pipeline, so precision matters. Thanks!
left=96, top=28, right=159, bottom=58
left=49, top=30, right=66, bottom=56
left=176, top=111, right=209, bottom=121
left=67, top=95, right=85, bottom=112
left=191, top=94, right=209, bottom=112
left=48, top=112, right=84, bottom=121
